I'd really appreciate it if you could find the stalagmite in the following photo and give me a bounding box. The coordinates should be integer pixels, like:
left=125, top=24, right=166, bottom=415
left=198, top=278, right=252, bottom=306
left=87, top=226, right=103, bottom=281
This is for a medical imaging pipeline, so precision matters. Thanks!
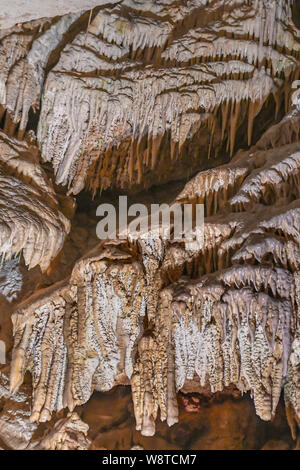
left=29, top=412, right=91, bottom=450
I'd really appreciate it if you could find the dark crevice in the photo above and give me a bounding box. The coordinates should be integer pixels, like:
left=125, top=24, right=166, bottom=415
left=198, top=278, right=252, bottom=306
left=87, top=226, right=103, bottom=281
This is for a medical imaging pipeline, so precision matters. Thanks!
left=25, top=106, right=40, bottom=135
left=292, top=0, right=300, bottom=29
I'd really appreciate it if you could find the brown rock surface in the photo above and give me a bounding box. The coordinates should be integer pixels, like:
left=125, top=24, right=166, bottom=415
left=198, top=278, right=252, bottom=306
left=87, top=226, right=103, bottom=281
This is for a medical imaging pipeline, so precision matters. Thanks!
left=0, top=0, right=300, bottom=451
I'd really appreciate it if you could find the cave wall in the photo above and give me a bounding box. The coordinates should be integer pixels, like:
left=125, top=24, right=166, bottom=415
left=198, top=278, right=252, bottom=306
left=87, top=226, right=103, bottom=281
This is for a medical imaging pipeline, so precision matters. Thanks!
left=0, top=0, right=300, bottom=450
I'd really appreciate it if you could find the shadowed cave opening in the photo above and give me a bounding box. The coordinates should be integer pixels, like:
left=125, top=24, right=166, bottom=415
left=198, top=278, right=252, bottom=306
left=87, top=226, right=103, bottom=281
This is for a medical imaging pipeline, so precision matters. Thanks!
left=74, top=86, right=286, bottom=215
left=76, top=386, right=294, bottom=450
left=292, top=0, right=300, bottom=29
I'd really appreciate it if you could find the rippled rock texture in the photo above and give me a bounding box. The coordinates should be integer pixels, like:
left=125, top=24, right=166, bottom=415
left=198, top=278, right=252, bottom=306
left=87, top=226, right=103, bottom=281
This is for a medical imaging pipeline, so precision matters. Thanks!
left=0, top=0, right=300, bottom=450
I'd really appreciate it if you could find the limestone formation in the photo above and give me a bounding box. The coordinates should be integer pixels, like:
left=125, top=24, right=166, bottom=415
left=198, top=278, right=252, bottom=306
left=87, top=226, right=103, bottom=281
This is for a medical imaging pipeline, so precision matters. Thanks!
left=29, top=412, right=91, bottom=450
left=10, top=243, right=147, bottom=422
left=0, top=131, right=71, bottom=271
left=0, top=368, right=37, bottom=449
left=1, top=0, right=300, bottom=451
left=37, top=0, right=300, bottom=194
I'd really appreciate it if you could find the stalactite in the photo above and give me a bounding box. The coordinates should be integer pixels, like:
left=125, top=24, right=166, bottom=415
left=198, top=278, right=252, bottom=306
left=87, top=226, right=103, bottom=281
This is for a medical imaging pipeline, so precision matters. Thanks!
left=29, top=412, right=91, bottom=450
left=2, top=0, right=300, bottom=448
left=35, top=0, right=299, bottom=194
left=5, top=13, right=82, bottom=136
left=10, top=243, right=147, bottom=422
left=0, top=131, right=71, bottom=271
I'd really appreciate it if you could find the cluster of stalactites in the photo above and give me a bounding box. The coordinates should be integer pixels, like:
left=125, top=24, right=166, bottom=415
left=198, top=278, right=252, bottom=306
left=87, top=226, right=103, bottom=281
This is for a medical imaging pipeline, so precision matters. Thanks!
left=0, top=1, right=298, bottom=195
left=10, top=244, right=147, bottom=423
left=5, top=1, right=300, bottom=439
left=0, top=13, right=83, bottom=138
left=0, top=131, right=70, bottom=271
left=29, top=412, right=91, bottom=450
left=35, top=0, right=300, bottom=194
left=8, top=107, right=300, bottom=437
left=128, top=109, right=300, bottom=435
left=130, top=262, right=297, bottom=434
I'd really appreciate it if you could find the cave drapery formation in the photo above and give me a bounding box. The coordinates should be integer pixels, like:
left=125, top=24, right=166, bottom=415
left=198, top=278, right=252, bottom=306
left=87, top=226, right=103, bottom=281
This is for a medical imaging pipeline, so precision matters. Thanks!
left=0, top=0, right=300, bottom=450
